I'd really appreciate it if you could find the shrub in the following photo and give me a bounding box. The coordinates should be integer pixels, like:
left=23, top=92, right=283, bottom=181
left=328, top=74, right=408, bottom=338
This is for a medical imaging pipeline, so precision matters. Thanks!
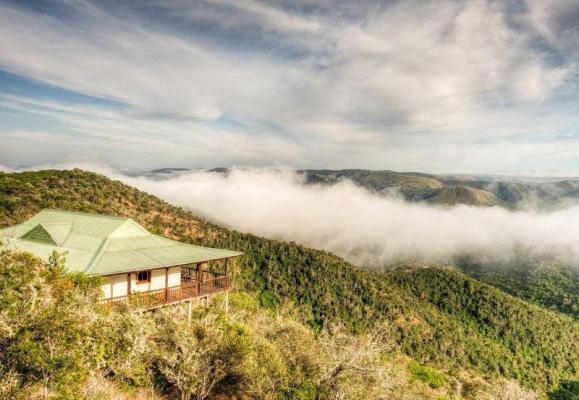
left=0, top=249, right=102, bottom=398
left=409, top=361, right=447, bottom=389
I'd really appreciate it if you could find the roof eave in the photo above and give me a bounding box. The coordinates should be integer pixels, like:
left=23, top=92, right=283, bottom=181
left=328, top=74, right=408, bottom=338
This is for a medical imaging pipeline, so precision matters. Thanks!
left=91, top=253, right=243, bottom=277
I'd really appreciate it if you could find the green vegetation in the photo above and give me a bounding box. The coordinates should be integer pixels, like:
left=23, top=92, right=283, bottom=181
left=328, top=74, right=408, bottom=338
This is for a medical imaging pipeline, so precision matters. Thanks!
left=458, top=263, right=579, bottom=319
left=385, top=267, right=577, bottom=384
left=1, top=169, right=578, bottom=398
left=0, top=249, right=542, bottom=399
left=408, top=361, right=447, bottom=388
left=0, top=249, right=103, bottom=398
left=549, top=381, right=579, bottom=400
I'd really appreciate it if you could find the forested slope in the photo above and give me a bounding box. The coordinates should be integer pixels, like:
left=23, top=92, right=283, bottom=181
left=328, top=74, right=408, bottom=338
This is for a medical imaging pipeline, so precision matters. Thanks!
left=458, top=264, right=579, bottom=319
left=1, top=249, right=547, bottom=399
left=0, top=169, right=577, bottom=394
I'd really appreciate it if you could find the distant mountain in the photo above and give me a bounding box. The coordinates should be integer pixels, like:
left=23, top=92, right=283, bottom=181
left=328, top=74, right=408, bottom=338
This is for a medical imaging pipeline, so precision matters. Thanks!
left=137, top=167, right=579, bottom=209
left=302, top=169, right=579, bottom=210
left=302, top=169, right=442, bottom=199
left=149, top=167, right=190, bottom=174
left=426, top=186, right=505, bottom=207
left=125, top=167, right=192, bottom=180
left=132, top=167, right=579, bottom=209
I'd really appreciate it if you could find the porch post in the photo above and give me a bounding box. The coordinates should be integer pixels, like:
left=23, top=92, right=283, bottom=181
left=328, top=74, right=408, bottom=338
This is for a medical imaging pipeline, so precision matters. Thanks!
left=127, top=273, right=131, bottom=295
left=197, top=262, right=208, bottom=293
left=224, top=258, right=229, bottom=289
left=196, top=263, right=202, bottom=294
left=165, top=267, right=169, bottom=302
left=197, top=263, right=204, bottom=280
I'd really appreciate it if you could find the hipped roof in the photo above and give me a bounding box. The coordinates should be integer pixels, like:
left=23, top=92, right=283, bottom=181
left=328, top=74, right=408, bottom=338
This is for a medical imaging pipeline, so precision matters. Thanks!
left=0, top=209, right=242, bottom=275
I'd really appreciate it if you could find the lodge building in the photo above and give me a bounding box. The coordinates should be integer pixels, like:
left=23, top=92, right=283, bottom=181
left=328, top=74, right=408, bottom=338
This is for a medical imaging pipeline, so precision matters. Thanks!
left=0, top=209, right=242, bottom=309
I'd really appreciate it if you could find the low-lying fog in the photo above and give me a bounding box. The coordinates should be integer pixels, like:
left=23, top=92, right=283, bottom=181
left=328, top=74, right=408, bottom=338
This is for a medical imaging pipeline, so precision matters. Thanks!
left=113, top=168, right=579, bottom=268
left=5, top=165, right=578, bottom=268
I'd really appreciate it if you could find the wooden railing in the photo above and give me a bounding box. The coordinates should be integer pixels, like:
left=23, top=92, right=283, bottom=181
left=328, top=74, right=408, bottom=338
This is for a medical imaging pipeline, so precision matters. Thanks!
left=100, top=271, right=232, bottom=309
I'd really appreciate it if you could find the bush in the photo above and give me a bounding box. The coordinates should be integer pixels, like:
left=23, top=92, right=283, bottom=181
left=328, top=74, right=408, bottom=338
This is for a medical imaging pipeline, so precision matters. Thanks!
left=409, top=361, right=447, bottom=389
left=0, top=249, right=103, bottom=398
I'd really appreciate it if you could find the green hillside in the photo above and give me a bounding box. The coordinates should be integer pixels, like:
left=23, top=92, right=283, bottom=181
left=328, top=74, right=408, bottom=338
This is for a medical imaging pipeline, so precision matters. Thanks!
left=1, top=169, right=578, bottom=397
left=458, top=263, right=579, bottom=319
left=0, top=249, right=544, bottom=400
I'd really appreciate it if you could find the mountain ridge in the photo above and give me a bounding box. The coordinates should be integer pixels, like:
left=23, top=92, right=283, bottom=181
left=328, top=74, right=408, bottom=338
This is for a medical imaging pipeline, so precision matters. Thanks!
left=302, top=169, right=579, bottom=210
left=136, top=167, right=579, bottom=210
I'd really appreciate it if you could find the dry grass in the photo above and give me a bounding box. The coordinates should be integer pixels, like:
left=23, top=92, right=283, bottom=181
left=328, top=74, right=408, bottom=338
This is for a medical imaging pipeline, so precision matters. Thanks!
left=82, top=373, right=165, bottom=400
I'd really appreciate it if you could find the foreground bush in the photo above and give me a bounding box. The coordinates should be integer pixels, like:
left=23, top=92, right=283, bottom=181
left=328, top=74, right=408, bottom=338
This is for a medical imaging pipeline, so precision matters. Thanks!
left=0, top=250, right=103, bottom=398
left=0, top=250, right=395, bottom=399
left=0, top=249, right=544, bottom=399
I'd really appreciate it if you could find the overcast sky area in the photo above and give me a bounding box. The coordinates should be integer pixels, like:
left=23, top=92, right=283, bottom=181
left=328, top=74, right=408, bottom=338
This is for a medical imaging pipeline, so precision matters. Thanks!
left=1, top=0, right=579, bottom=175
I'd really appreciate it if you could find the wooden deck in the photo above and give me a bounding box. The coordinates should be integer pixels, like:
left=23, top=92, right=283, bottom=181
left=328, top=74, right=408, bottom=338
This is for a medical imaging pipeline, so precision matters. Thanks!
left=100, top=271, right=232, bottom=309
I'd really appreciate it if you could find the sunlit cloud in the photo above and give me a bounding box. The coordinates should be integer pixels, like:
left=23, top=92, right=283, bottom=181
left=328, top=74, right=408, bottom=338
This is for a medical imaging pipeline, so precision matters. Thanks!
left=0, top=0, right=578, bottom=173
left=75, top=166, right=579, bottom=267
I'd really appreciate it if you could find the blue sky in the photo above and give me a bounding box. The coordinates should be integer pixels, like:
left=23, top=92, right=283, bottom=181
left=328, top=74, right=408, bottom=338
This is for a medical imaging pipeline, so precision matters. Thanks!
left=0, top=0, right=578, bottom=174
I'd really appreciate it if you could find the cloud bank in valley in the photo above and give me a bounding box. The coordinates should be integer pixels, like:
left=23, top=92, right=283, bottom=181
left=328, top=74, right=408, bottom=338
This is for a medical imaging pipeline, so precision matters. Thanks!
left=115, top=168, right=579, bottom=268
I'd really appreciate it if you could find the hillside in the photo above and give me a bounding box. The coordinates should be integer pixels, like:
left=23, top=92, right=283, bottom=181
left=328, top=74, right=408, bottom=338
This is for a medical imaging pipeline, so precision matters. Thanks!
left=426, top=186, right=504, bottom=207
left=457, top=262, right=579, bottom=319
left=302, top=169, right=443, bottom=200
left=0, top=249, right=546, bottom=400
left=300, top=169, right=579, bottom=210
left=0, top=169, right=578, bottom=397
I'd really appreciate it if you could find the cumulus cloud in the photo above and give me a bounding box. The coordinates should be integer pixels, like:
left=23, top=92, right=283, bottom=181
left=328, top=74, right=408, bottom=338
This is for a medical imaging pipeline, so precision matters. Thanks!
left=112, top=168, right=579, bottom=268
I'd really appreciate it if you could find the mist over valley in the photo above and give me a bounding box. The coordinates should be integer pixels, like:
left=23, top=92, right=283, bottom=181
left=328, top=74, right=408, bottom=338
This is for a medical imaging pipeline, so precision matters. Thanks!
left=111, top=167, right=579, bottom=270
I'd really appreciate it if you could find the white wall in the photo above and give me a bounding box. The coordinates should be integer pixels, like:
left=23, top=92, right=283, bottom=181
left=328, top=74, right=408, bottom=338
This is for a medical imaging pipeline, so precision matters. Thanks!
left=101, top=273, right=128, bottom=299
left=100, top=267, right=183, bottom=299
left=101, top=277, right=112, bottom=298
left=150, top=268, right=166, bottom=291
left=168, top=266, right=181, bottom=287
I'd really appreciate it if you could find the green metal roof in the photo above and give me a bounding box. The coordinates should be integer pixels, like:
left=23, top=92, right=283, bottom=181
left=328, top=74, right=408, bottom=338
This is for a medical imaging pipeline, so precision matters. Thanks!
left=0, top=209, right=242, bottom=275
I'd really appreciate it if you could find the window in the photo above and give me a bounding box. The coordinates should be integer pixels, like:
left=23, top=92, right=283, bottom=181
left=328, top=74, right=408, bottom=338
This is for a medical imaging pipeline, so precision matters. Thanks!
left=136, top=270, right=151, bottom=284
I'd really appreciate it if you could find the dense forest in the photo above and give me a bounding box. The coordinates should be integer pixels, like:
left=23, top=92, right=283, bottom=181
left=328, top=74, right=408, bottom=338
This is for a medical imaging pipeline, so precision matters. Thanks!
left=0, top=169, right=578, bottom=399
left=457, top=262, right=579, bottom=319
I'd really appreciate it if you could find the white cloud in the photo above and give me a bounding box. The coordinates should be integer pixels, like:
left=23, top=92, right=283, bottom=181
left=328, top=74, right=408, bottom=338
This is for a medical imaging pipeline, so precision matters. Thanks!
left=113, top=168, right=579, bottom=267
left=7, top=163, right=579, bottom=266
left=0, top=94, right=304, bottom=168
left=209, top=0, right=323, bottom=34
left=0, top=0, right=578, bottom=172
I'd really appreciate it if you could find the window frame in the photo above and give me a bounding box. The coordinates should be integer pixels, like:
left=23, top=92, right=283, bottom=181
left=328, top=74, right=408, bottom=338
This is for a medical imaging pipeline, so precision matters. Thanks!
left=136, top=270, right=151, bottom=285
